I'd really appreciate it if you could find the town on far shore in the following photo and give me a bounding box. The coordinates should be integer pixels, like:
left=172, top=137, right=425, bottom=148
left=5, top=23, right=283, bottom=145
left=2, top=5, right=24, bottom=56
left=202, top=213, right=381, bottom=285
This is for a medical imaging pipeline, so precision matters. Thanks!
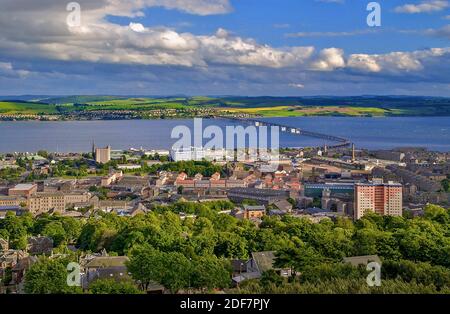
left=0, top=143, right=449, bottom=294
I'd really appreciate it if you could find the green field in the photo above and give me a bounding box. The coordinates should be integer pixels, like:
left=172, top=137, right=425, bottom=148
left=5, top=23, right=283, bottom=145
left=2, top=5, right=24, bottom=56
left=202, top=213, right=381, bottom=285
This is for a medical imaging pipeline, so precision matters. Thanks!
left=0, top=101, right=58, bottom=115
left=223, top=105, right=405, bottom=117
left=1, top=95, right=449, bottom=118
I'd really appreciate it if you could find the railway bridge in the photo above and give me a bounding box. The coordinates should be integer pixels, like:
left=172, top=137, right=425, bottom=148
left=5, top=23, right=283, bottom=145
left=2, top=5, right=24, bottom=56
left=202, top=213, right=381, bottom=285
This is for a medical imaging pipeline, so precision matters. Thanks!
left=216, top=116, right=351, bottom=149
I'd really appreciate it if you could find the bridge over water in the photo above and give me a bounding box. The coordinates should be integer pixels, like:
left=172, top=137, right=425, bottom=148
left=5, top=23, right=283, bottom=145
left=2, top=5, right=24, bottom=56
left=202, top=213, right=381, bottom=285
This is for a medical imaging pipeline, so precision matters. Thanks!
left=216, top=116, right=351, bottom=149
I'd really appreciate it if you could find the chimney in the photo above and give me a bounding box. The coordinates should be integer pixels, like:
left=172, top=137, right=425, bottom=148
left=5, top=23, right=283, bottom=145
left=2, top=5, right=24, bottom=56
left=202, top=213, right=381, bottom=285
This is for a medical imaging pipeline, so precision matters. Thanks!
left=352, top=143, right=356, bottom=162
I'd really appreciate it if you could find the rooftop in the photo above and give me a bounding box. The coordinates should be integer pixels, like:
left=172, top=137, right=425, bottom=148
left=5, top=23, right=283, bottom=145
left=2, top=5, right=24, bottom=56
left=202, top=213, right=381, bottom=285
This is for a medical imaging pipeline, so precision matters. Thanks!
left=11, top=183, right=36, bottom=190
left=251, top=251, right=276, bottom=273
left=342, top=255, right=381, bottom=267
left=85, top=256, right=130, bottom=268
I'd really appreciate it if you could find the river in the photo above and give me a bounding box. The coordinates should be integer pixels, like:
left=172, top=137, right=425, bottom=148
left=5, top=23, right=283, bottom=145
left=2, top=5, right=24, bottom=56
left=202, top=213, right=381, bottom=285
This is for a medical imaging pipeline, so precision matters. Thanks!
left=0, top=116, right=448, bottom=153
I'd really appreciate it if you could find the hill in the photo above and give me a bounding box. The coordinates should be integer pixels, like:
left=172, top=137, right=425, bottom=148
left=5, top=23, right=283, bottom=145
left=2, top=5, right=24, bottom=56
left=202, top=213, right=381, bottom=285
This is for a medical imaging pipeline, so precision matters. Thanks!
left=0, top=95, right=449, bottom=118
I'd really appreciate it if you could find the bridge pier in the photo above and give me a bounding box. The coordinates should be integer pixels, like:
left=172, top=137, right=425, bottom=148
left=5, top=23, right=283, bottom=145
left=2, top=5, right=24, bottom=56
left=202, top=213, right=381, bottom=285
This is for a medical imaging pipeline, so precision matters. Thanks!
left=215, top=116, right=351, bottom=149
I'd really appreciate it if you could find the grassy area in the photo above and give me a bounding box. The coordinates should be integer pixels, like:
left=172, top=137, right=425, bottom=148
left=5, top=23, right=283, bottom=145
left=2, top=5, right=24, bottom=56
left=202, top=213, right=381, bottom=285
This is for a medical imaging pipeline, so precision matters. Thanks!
left=222, top=105, right=401, bottom=117
left=0, top=101, right=58, bottom=115
left=80, top=98, right=187, bottom=110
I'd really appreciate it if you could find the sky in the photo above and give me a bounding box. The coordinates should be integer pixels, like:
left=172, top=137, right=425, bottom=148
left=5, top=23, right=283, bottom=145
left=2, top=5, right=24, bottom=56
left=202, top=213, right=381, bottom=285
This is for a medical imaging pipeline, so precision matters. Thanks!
left=0, top=0, right=449, bottom=96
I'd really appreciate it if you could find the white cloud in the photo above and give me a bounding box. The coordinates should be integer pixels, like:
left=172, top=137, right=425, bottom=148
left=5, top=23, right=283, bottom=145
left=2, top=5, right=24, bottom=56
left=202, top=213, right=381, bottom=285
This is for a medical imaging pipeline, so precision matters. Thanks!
left=0, top=62, right=30, bottom=78
left=310, top=48, right=345, bottom=71
left=424, top=24, right=450, bottom=39
left=129, top=23, right=146, bottom=33
left=199, top=32, right=315, bottom=68
left=394, top=0, right=449, bottom=14
left=0, top=0, right=449, bottom=96
left=289, top=83, right=305, bottom=89
left=347, top=48, right=450, bottom=73
left=347, top=54, right=382, bottom=72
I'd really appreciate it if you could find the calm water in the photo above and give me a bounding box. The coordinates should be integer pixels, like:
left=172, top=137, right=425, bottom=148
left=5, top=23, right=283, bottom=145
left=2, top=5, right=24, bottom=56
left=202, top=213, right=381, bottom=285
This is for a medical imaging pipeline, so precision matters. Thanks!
left=0, top=117, right=448, bottom=153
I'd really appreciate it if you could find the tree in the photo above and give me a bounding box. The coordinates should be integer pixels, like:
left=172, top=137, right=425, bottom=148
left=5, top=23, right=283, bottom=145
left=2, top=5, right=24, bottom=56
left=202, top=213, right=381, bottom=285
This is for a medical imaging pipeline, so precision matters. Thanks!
left=161, top=251, right=192, bottom=292
left=42, top=221, right=66, bottom=247
left=190, top=256, right=231, bottom=290
left=260, top=269, right=283, bottom=286
left=382, top=259, right=450, bottom=290
left=127, top=245, right=192, bottom=293
left=275, top=245, right=323, bottom=276
left=127, top=245, right=166, bottom=291
left=37, top=150, right=49, bottom=159
left=214, top=232, right=248, bottom=259
left=24, top=258, right=81, bottom=294
left=89, top=279, right=142, bottom=294
left=441, top=179, right=449, bottom=192
left=0, top=211, right=28, bottom=250
left=424, top=204, right=448, bottom=224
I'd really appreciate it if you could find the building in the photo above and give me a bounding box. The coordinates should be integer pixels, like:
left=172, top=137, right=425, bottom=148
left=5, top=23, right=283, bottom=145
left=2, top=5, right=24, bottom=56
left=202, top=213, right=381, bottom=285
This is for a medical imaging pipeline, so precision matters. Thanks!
left=304, top=183, right=354, bottom=198
left=27, top=192, right=66, bottom=214
left=64, top=192, right=93, bottom=208
left=0, top=196, right=26, bottom=207
left=227, top=187, right=290, bottom=205
left=354, top=179, right=402, bottom=220
left=231, top=251, right=293, bottom=286
left=27, top=236, right=53, bottom=255
left=170, top=147, right=206, bottom=162
left=171, top=147, right=232, bottom=162
left=243, top=205, right=266, bottom=219
left=8, top=184, right=38, bottom=198
left=101, top=171, right=123, bottom=187
left=247, top=251, right=292, bottom=277
left=0, top=206, right=25, bottom=219
left=372, top=150, right=405, bottom=162
left=0, top=238, right=8, bottom=251
left=81, top=255, right=130, bottom=290
left=171, top=148, right=193, bottom=162
left=95, top=146, right=111, bottom=164
left=342, top=255, right=381, bottom=267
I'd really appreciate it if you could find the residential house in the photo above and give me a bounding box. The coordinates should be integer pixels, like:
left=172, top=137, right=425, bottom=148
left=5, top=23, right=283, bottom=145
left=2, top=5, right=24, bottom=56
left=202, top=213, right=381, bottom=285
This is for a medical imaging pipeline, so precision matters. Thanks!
left=243, top=205, right=266, bottom=219
left=0, top=238, right=8, bottom=251
left=27, top=236, right=53, bottom=255
left=342, top=255, right=381, bottom=267
left=232, top=251, right=292, bottom=285
left=81, top=256, right=131, bottom=290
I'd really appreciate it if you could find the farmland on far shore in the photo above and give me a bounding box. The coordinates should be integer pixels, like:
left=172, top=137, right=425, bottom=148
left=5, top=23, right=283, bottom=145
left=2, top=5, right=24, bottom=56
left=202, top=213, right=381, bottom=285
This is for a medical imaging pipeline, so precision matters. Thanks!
left=0, top=95, right=449, bottom=119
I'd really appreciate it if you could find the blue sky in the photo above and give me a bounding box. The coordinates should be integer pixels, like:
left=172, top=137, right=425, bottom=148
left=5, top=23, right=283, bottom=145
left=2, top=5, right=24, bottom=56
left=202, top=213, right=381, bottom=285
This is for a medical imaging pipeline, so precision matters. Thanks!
left=0, top=0, right=449, bottom=96
left=111, top=0, right=448, bottom=53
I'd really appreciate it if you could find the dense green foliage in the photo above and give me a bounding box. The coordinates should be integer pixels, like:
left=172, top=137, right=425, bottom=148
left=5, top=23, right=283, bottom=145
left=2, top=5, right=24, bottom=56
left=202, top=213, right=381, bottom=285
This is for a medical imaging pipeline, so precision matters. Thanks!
left=442, top=178, right=449, bottom=192
left=0, top=212, right=81, bottom=249
left=0, top=167, right=25, bottom=182
left=89, top=279, right=143, bottom=294
left=127, top=245, right=231, bottom=292
left=238, top=278, right=450, bottom=294
left=24, top=258, right=82, bottom=294
left=1, top=203, right=449, bottom=293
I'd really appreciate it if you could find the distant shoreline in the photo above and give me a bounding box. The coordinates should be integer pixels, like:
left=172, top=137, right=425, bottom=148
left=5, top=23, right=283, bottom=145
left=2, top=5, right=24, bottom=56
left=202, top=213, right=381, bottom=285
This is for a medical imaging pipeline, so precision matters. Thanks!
left=1, top=113, right=450, bottom=122
left=1, top=95, right=450, bottom=120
